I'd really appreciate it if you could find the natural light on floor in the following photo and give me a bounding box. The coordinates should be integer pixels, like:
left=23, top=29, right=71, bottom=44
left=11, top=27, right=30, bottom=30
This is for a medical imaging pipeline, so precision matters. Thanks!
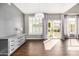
left=44, top=39, right=79, bottom=51
left=44, top=39, right=60, bottom=50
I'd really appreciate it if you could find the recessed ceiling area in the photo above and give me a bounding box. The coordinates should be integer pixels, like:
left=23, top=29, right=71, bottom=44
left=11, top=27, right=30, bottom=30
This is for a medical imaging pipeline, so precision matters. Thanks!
left=14, top=3, right=77, bottom=14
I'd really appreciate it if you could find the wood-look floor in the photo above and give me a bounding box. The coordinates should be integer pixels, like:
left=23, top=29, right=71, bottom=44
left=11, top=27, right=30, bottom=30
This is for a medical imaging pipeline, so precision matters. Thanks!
left=12, top=39, right=79, bottom=56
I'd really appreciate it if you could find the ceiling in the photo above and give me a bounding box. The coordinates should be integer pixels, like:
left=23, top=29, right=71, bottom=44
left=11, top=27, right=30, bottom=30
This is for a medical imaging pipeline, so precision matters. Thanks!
left=14, top=3, right=77, bottom=14
left=65, top=4, right=79, bottom=13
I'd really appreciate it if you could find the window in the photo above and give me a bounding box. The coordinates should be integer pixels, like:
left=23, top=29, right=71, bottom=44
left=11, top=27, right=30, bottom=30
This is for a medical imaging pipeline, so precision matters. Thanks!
left=67, top=16, right=77, bottom=35
left=29, top=16, right=43, bottom=35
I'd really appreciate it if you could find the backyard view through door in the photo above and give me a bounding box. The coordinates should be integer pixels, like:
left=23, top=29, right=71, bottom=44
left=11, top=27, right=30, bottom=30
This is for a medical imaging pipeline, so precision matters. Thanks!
left=48, top=20, right=61, bottom=39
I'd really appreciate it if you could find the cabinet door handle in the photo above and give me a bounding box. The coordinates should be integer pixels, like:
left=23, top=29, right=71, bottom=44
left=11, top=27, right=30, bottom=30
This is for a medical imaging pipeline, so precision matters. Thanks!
left=11, top=48, right=14, bottom=51
left=11, top=40, right=14, bottom=42
left=11, top=44, right=14, bottom=46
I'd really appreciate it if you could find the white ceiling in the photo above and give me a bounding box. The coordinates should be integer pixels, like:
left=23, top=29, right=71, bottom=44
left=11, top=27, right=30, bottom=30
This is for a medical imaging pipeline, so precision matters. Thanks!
left=14, top=3, right=77, bottom=14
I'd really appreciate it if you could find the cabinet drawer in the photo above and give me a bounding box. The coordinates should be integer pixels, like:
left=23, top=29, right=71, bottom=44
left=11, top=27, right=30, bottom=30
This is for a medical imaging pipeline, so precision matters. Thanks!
left=9, top=39, right=15, bottom=43
left=9, top=44, right=16, bottom=53
left=9, top=44, right=15, bottom=50
left=10, top=44, right=15, bottom=47
left=9, top=39, right=16, bottom=45
left=9, top=47, right=15, bottom=54
left=10, top=48, right=14, bottom=51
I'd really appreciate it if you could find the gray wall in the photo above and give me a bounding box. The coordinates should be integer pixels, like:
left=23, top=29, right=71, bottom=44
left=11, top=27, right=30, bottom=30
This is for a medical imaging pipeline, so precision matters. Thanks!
left=0, top=3, right=24, bottom=37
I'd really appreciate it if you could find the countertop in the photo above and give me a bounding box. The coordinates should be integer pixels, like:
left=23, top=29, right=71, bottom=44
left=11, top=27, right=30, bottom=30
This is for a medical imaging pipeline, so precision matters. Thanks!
left=0, top=34, right=26, bottom=39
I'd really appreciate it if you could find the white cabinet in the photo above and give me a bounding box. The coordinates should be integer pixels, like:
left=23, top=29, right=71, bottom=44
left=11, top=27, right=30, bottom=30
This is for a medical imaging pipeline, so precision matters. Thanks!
left=8, top=34, right=26, bottom=55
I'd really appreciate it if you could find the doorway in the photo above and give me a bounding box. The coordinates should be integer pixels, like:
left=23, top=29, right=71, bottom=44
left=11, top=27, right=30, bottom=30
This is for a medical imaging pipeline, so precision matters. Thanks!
left=47, top=19, right=61, bottom=39
left=64, top=15, right=77, bottom=39
left=47, top=15, right=78, bottom=39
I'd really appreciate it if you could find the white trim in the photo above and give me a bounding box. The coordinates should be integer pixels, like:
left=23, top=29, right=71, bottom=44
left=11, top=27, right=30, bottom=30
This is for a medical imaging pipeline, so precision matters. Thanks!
left=26, top=38, right=44, bottom=39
